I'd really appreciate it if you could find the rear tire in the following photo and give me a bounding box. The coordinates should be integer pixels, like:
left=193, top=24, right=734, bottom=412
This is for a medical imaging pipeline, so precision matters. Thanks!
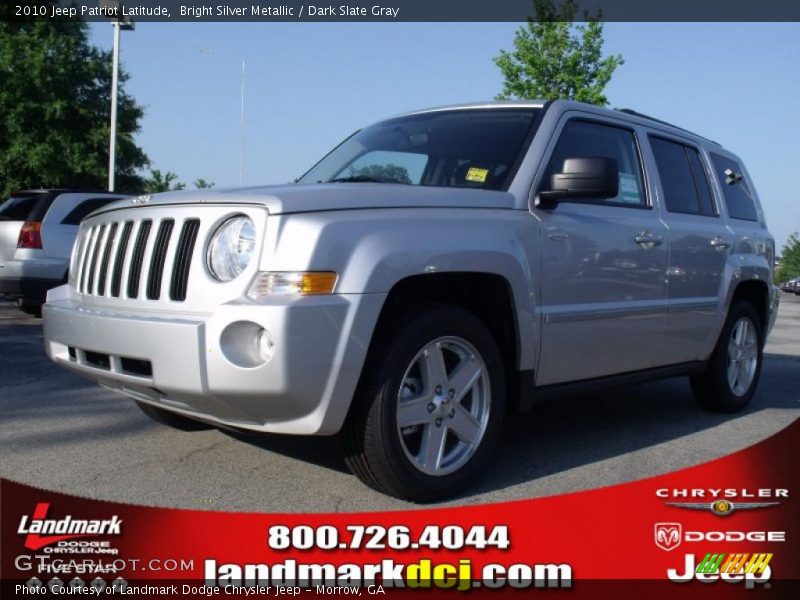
left=343, top=306, right=505, bottom=502
left=690, top=301, right=763, bottom=413
left=135, top=401, right=214, bottom=431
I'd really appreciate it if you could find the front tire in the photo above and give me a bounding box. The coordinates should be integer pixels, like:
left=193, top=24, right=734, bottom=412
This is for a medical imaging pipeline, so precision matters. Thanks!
left=343, top=306, right=505, bottom=502
left=690, top=301, right=763, bottom=413
left=135, top=401, right=214, bottom=431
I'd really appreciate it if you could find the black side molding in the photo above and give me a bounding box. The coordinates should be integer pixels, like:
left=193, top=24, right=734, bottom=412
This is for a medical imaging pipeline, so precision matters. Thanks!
left=518, top=361, right=708, bottom=411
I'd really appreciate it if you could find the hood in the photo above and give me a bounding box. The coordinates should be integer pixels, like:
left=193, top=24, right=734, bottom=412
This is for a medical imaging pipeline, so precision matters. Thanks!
left=96, top=183, right=516, bottom=216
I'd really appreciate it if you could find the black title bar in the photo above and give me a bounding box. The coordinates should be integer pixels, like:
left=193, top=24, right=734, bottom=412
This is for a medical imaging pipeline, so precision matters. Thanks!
left=6, top=0, right=800, bottom=22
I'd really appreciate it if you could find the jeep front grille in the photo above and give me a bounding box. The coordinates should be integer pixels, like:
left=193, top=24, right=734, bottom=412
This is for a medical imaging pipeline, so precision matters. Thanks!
left=75, top=217, right=201, bottom=302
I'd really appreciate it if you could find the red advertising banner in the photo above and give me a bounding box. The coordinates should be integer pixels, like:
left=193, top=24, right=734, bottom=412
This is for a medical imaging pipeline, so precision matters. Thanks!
left=2, top=418, right=798, bottom=598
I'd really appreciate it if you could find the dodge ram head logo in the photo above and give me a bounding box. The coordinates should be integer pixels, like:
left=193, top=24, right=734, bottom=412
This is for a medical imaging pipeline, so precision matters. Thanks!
left=655, top=523, right=682, bottom=551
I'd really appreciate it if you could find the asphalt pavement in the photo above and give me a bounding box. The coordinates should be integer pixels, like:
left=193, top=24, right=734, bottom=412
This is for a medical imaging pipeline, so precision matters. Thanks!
left=1, top=295, right=798, bottom=512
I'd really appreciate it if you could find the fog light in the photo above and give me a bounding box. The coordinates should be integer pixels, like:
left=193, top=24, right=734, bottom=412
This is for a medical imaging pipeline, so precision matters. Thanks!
left=257, top=328, right=275, bottom=362
left=219, top=321, right=275, bottom=368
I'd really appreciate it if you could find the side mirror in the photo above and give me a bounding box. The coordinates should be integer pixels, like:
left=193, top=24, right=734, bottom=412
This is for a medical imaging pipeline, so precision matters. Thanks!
left=536, top=157, right=619, bottom=209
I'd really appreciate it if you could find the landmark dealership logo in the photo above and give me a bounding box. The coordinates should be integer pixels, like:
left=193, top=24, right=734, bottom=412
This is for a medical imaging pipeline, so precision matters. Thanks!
left=17, top=503, right=123, bottom=550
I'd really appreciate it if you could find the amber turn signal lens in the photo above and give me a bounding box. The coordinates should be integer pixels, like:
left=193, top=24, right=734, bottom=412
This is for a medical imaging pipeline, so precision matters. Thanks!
left=247, top=272, right=338, bottom=299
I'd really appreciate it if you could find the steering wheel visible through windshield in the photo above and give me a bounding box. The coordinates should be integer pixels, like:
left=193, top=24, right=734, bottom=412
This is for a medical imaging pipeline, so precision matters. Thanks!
left=297, top=108, right=542, bottom=191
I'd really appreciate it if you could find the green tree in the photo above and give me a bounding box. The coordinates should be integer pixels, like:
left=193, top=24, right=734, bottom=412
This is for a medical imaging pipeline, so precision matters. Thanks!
left=776, top=232, right=800, bottom=283
left=144, top=169, right=185, bottom=193
left=194, top=178, right=215, bottom=189
left=0, top=9, right=148, bottom=196
left=494, top=0, right=624, bottom=105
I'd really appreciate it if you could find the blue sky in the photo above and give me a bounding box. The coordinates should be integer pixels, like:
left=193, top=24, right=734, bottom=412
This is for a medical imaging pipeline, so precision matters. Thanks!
left=89, top=22, right=800, bottom=249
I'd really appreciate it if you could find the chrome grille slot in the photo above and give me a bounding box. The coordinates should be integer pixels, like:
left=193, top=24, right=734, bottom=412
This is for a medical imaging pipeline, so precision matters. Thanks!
left=170, top=219, right=200, bottom=302
left=127, top=219, right=152, bottom=299
left=85, top=224, right=107, bottom=295
left=146, top=219, right=175, bottom=300
left=110, top=221, right=133, bottom=297
left=96, top=222, right=118, bottom=296
left=78, top=226, right=98, bottom=294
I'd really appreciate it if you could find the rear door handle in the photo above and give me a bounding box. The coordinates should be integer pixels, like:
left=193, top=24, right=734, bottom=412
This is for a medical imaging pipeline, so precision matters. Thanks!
left=634, top=231, right=663, bottom=248
left=710, top=237, right=731, bottom=250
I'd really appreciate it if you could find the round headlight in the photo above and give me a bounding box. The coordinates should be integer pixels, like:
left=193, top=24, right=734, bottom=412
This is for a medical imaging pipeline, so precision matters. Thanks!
left=207, top=216, right=256, bottom=282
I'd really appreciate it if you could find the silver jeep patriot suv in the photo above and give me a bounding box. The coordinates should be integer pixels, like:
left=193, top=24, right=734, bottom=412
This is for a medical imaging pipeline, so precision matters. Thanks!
left=43, top=101, right=778, bottom=501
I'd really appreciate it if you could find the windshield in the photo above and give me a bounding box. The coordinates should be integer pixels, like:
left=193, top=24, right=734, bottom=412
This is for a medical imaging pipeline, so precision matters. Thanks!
left=298, top=108, right=542, bottom=191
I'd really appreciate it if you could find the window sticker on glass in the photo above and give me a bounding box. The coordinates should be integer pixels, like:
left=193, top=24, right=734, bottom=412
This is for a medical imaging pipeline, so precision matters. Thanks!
left=466, top=167, right=489, bottom=183
left=618, top=172, right=640, bottom=204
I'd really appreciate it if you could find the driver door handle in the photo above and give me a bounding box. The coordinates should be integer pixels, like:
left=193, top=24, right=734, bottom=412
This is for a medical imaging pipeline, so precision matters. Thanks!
left=710, top=236, right=731, bottom=250
left=634, top=230, right=663, bottom=248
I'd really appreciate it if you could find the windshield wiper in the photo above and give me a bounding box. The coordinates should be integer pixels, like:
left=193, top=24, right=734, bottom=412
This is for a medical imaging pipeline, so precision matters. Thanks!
left=326, top=175, right=406, bottom=184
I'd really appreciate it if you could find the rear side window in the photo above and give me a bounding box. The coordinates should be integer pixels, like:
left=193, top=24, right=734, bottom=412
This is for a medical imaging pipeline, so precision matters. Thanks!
left=61, top=198, right=122, bottom=225
left=649, top=137, right=716, bottom=216
left=545, top=120, right=647, bottom=207
left=686, top=148, right=716, bottom=216
left=0, top=195, right=42, bottom=221
left=710, top=153, right=759, bottom=221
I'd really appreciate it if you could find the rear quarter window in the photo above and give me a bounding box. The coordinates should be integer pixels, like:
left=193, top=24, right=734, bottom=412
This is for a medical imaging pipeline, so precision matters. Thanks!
left=0, top=195, right=43, bottom=221
left=710, top=153, right=759, bottom=221
left=686, top=147, right=716, bottom=216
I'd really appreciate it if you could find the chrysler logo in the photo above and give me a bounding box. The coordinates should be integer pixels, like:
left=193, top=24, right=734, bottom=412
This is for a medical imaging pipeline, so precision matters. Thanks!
left=666, top=500, right=779, bottom=516
left=132, top=195, right=151, bottom=205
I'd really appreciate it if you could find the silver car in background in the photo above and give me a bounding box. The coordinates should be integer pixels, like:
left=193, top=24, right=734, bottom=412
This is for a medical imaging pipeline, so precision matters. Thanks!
left=0, top=189, right=125, bottom=314
left=42, top=101, right=778, bottom=501
left=780, top=278, right=800, bottom=294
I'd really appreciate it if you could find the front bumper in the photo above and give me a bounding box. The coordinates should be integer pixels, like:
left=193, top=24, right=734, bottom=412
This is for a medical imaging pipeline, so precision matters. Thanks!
left=43, top=287, right=386, bottom=435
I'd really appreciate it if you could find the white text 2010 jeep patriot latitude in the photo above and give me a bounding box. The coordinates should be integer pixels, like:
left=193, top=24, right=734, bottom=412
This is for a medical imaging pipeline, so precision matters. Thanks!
left=43, top=101, right=778, bottom=501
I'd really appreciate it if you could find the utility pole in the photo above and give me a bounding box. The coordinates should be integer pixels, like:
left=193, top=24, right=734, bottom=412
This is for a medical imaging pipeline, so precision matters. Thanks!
left=108, top=19, right=121, bottom=191
left=102, top=1, right=133, bottom=191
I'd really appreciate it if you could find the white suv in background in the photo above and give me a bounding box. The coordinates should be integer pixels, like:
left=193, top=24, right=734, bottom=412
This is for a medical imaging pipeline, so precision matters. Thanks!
left=0, top=189, right=125, bottom=315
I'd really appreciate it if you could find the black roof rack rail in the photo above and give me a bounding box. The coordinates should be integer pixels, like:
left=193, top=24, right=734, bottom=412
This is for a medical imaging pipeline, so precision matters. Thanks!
left=615, top=108, right=721, bottom=147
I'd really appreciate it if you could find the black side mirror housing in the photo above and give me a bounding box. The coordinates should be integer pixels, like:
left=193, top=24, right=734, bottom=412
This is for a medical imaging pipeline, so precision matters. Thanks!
left=536, top=157, right=619, bottom=209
